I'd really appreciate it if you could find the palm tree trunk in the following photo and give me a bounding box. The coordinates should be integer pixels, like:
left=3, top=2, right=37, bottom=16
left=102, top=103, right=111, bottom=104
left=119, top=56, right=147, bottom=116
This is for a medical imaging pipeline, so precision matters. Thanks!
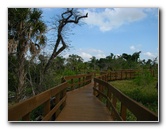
left=16, top=52, right=25, bottom=102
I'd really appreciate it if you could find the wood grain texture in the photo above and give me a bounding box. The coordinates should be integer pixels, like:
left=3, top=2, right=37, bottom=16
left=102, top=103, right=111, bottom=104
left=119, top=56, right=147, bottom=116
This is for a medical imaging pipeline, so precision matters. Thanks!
left=56, top=83, right=113, bottom=121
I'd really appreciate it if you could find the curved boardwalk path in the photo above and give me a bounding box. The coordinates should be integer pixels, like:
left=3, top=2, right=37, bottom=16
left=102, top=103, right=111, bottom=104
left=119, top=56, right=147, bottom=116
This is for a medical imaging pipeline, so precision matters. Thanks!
left=56, top=83, right=113, bottom=121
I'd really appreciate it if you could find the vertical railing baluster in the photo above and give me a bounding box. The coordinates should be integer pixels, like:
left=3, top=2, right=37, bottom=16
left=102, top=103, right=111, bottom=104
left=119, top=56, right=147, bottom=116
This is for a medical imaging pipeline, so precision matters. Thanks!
left=43, top=99, right=50, bottom=120
left=112, top=95, right=117, bottom=118
left=78, top=78, right=81, bottom=87
left=93, top=80, right=97, bottom=96
left=120, top=103, right=127, bottom=121
left=55, top=93, right=60, bottom=118
left=71, top=78, right=74, bottom=90
left=106, top=86, right=111, bottom=110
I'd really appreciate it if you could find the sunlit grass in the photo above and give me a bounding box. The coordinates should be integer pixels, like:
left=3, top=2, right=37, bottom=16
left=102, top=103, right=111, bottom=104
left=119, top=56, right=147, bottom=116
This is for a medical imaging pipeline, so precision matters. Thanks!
left=110, top=80, right=158, bottom=113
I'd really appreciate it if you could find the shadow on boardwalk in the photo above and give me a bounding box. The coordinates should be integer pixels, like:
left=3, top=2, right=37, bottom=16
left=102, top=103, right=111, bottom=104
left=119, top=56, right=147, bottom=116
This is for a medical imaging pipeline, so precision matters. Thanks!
left=56, top=83, right=113, bottom=121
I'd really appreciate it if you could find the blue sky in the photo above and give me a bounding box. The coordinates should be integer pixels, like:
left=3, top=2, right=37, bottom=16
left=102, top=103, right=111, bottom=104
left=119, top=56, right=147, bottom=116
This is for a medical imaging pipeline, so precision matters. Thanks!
left=41, top=8, right=159, bottom=62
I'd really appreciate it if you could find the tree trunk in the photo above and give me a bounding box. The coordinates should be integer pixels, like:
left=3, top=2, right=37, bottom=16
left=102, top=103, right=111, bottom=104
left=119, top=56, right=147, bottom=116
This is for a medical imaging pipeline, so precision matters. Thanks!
left=16, top=33, right=27, bottom=102
left=16, top=52, right=25, bottom=102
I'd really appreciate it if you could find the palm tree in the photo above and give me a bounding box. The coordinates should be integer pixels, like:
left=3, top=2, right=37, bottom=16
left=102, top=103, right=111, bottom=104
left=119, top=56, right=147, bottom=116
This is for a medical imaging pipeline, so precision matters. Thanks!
left=8, top=8, right=47, bottom=102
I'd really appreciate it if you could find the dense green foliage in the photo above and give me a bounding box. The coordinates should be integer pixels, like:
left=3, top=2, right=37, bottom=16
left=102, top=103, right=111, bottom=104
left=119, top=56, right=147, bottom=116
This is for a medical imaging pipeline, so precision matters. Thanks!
left=8, top=52, right=158, bottom=103
left=110, top=76, right=158, bottom=114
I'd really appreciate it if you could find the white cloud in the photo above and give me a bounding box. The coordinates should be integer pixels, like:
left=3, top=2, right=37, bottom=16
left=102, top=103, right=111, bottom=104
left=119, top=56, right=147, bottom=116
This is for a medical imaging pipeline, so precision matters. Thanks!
left=129, top=44, right=142, bottom=51
left=80, top=52, right=92, bottom=59
left=96, top=53, right=106, bottom=59
left=79, top=48, right=106, bottom=61
left=81, top=8, right=147, bottom=32
left=130, top=45, right=136, bottom=50
left=64, top=48, right=106, bottom=61
left=143, top=52, right=156, bottom=58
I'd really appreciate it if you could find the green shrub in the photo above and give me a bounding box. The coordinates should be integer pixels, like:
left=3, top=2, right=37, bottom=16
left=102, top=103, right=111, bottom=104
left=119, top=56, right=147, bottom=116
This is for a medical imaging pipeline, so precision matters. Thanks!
left=133, top=70, right=154, bottom=86
left=62, top=69, right=76, bottom=76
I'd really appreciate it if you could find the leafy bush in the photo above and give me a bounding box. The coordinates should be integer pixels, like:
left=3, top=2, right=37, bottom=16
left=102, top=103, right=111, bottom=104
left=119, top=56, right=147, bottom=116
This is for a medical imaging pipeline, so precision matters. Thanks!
left=133, top=70, right=154, bottom=86
left=62, top=69, right=76, bottom=76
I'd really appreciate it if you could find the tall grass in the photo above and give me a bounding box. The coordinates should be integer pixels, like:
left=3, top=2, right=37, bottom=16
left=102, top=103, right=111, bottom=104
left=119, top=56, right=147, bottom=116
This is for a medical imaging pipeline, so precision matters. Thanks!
left=110, top=79, right=158, bottom=113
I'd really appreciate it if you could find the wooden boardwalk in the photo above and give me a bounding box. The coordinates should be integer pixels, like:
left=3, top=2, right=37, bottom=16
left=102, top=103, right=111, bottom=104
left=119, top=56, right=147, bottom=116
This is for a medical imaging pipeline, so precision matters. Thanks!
left=56, top=83, right=113, bottom=121
left=8, top=71, right=158, bottom=121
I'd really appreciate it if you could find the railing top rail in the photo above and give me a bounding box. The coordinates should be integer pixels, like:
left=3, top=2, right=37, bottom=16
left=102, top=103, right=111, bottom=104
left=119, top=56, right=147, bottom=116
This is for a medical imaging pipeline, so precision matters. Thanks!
left=64, top=74, right=92, bottom=80
left=94, top=77, right=158, bottom=121
left=8, top=82, right=68, bottom=121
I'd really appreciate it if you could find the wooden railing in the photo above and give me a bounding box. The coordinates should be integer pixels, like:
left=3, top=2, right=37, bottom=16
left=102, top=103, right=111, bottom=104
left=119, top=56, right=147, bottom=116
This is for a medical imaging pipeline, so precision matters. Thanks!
left=62, top=74, right=92, bottom=91
left=100, top=70, right=137, bottom=81
left=100, top=69, right=155, bottom=81
left=93, top=73, right=158, bottom=121
left=8, top=69, right=156, bottom=121
left=8, top=82, right=67, bottom=121
left=8, top=74, right=92, bottom=121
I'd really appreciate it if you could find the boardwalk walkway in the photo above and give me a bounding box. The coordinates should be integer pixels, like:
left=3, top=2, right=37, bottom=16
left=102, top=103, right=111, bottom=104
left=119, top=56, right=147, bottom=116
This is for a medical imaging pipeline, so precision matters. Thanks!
left=56, top=83, right=113, bottom=121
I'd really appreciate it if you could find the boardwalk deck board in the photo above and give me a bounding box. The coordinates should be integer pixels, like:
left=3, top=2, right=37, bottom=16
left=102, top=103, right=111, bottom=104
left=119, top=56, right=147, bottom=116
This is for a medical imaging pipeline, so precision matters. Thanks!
left=56, top=83, right=113, bottom=121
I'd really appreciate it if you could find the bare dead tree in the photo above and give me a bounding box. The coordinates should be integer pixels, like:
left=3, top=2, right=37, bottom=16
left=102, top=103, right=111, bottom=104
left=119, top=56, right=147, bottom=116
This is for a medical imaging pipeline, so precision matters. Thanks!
left=44, top=8, right=88, bottom=74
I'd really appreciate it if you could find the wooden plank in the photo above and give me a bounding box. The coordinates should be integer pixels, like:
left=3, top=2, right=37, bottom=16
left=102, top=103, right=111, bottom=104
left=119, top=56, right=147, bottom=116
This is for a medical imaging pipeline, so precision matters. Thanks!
left=56, top=84, right=113, bottom=121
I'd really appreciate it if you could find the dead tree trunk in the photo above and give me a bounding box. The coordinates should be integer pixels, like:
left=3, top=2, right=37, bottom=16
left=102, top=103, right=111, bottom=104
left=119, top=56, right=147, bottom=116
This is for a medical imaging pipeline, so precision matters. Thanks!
left=44, top=8, right=88, bottom=74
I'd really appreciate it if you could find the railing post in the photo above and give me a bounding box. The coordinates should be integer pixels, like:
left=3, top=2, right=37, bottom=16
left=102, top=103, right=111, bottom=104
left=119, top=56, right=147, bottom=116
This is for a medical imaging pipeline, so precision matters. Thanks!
left=55, top=93, right=60, bottom=118
left=61, top=89, right=66, bottom=110
left=93, top=80, right=97, bottom=96
left=61, top=77, right=65, bottom=83
left=98, top=82, right=102, bottom=101
left=120, top=103, right=127, bottom=121
left=43, top=99, right=50, bottom=120
left=106, top=87, right=111, bottom=110
left=71, top=78, right=74, bottom=90
left=112, top=95, right=117, bottom=118
left=121, top=70, right=122, bottom=80
left=78, top=78, right=81, bottom=87
left=125, top=71, right=127, bottom=79
left=83, top=76, right=85, bottom=86
left=106, top=74, right=108, bottom=82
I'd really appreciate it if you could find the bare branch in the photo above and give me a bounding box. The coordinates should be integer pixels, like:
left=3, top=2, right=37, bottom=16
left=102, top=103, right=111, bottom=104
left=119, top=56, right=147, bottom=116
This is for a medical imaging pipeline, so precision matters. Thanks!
left=44, top=8, right=88, bottom=74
